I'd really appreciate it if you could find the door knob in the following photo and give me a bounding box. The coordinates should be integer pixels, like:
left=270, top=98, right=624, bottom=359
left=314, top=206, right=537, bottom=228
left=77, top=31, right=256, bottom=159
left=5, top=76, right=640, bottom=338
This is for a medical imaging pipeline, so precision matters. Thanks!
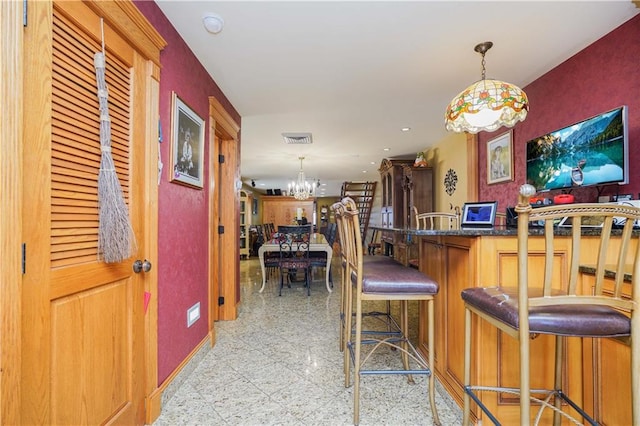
left=133, top=259, right=152, bottom=273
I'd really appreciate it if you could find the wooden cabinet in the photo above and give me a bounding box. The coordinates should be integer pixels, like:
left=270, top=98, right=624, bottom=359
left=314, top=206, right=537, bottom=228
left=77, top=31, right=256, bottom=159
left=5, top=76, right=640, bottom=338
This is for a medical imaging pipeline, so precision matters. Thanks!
left=402, top=165, right=434, bottom=228
left=417, top=233, right=583, bottom=425
left=378, top=159, right=433, bottom=264
left=261, top=196, right=314, bottom=229
left=580, top=271, right=633, bottom=425
left=379, top=159, right=412, bottom=229
left=239, top=190, right=251, bottom=258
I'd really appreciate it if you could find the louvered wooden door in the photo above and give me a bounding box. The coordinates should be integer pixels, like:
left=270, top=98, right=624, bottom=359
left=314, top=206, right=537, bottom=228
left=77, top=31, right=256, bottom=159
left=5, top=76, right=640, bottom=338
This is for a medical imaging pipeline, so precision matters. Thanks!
left=22, top=2, right=161, bottom=424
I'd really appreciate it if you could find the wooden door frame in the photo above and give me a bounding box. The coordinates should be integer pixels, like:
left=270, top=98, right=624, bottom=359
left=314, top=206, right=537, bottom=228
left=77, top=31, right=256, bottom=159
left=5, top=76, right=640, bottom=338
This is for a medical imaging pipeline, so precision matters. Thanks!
left=208, top=96, right=240, bottom=330
left=1, top=1, right=24, bottom=424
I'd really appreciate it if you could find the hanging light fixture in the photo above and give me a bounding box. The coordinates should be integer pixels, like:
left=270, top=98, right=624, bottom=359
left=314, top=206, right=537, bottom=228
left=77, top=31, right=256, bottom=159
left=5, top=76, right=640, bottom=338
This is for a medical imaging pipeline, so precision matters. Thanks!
left=445, top=41, right=529, bottom=134
left=288, top=156, right=316, bottom=200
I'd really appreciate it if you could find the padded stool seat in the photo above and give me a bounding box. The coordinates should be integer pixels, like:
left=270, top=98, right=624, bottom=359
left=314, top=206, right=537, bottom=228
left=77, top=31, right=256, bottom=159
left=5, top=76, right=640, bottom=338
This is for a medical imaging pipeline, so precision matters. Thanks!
left=462, top=286, right=631, bottom=337
left=355, top=262, right=439, bottom=294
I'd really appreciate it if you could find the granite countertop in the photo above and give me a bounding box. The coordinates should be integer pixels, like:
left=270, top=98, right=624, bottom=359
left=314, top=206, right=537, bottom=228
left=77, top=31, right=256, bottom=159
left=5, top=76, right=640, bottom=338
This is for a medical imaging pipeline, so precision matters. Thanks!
left=579, top=264, right=634, bottom=282
left=370, top=225, right=628, bottom=238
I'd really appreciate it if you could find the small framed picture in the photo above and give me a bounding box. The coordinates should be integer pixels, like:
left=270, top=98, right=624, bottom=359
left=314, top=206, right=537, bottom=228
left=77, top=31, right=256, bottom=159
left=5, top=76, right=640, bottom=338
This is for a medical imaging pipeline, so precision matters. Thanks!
left=170, top=92, right=205, bottom=188
left=487, top=130, right=513, bottom=185
left=461, top=201, right=498, bottom=228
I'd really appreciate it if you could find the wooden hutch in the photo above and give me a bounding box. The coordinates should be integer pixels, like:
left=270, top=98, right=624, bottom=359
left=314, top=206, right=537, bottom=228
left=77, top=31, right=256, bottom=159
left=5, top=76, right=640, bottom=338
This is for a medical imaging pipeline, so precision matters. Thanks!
left=378, top=158, right=434, bottom=265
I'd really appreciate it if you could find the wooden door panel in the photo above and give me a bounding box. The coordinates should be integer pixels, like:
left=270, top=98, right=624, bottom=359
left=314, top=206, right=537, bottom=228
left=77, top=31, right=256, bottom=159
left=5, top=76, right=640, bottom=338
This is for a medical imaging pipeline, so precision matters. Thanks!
left=444, top=243, right=471, bottom=392
left=50, top=263, right=131, bottom=300
left=51, top=280, right=131, bottom=425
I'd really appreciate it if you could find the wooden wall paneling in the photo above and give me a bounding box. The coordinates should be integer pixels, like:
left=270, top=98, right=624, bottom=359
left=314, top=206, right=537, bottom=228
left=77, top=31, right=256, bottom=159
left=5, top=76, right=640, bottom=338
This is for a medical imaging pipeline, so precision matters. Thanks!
left=262, top=197, right=314, bottom=229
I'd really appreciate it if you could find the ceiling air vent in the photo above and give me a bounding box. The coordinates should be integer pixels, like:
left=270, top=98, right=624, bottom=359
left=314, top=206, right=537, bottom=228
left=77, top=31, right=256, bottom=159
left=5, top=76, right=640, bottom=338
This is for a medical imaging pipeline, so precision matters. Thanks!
left=282, top=132, right=313, bottom=144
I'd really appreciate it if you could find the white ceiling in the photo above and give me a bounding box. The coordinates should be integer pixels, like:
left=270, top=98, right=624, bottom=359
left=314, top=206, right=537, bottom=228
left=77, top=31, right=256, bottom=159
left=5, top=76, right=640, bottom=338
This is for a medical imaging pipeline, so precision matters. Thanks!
left=156, top=1, right=638, bottom=197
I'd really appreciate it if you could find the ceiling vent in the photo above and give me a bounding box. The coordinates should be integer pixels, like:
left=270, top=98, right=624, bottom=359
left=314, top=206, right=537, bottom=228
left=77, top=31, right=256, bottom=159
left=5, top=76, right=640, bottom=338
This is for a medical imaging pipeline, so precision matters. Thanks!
left=282, top=132, right=313, bottom=144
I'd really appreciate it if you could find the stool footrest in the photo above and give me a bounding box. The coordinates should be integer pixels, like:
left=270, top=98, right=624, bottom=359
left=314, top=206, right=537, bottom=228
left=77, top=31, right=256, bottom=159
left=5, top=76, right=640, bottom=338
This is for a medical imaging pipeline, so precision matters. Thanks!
left=464, top=386, right=597, bottom=426
left=360, top=368, right=432, bottom=376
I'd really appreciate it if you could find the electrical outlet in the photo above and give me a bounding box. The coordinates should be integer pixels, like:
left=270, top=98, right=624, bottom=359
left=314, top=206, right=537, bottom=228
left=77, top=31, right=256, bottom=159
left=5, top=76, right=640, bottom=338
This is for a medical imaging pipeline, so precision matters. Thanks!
left=187, top=302, right=200, bottom=327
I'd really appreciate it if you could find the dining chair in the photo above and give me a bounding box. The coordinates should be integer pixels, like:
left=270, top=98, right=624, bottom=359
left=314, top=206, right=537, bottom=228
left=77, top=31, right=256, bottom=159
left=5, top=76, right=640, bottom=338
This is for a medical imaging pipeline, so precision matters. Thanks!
left=264, top=222, right=275, bottom=240
left=277, top=224, right=312, bottom=239
left=309, top=222, right=337, bottom=287
left=335, top=197, right=441, bottom=425
left=367, top=228, right=382, bottom=255
left=277, top=226, right=312, bottom=296
left=462, top=184, right=640, bottom=425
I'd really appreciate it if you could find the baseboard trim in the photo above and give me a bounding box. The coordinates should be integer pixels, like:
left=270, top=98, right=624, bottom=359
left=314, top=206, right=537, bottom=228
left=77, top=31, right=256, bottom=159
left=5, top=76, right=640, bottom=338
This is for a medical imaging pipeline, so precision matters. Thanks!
left=145, top=330, right=215, bottom=424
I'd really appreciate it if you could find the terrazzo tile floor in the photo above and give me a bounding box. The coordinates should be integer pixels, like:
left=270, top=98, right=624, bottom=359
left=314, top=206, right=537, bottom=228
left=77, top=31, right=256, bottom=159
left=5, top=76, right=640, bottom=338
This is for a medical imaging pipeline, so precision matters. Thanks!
left=153, top=257, right=462, bottom=425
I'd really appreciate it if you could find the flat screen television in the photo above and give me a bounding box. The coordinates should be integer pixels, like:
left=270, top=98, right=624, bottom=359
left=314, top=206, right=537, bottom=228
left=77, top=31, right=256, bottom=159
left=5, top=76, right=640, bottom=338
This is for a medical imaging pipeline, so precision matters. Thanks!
left=525, top=106, right=628, bottom=192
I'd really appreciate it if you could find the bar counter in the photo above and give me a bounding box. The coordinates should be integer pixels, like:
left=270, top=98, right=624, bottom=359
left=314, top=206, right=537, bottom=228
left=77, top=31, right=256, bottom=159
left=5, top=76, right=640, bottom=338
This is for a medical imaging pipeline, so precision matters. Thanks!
left=369, top=226, right=634, bottom=425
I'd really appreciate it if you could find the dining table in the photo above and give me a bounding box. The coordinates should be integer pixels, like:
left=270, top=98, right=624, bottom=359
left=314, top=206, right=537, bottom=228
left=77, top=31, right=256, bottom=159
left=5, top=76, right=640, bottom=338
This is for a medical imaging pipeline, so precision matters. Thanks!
left=258, top=232, right=333, bottom=293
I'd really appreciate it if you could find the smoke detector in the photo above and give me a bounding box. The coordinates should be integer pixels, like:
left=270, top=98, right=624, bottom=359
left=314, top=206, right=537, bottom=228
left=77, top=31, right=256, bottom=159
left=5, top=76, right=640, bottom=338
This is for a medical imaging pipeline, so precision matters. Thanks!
left=203, top=13, right=224, bottom=34
left=282, top=132, right=313, bottom=144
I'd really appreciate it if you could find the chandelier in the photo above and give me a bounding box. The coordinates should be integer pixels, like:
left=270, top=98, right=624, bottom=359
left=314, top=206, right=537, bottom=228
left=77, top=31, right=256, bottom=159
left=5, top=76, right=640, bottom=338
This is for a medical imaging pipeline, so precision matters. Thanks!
left=288, top=156, right=316, bottom=200
left=445, top=41, right=529, bottom=134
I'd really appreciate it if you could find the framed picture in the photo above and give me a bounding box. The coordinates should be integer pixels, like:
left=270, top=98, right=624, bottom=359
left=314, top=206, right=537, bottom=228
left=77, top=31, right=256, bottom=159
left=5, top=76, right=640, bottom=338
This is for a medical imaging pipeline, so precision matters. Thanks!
left=170, top=92, right=205, bottom=188
left=461, top=201, right=498, bottom=228
left=486, top=130, right=513, bottom=185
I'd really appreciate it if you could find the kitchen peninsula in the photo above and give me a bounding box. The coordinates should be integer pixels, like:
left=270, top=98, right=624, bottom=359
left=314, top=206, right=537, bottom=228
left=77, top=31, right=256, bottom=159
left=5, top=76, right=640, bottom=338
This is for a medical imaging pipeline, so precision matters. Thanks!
left=372, top=225, right=635, bottom=425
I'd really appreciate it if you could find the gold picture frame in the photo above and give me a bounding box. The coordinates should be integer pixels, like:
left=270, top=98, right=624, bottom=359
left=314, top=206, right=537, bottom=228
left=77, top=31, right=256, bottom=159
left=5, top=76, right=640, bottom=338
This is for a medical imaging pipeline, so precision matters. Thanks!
left=487, top=130, right=514, bottom=185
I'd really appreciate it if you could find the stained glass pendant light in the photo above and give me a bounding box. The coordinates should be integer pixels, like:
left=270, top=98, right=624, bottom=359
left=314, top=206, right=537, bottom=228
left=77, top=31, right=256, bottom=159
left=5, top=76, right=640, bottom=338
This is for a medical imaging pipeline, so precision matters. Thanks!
left=288, top=156, right=316, bottom=200
left=445, top=41, right=529, bottom=134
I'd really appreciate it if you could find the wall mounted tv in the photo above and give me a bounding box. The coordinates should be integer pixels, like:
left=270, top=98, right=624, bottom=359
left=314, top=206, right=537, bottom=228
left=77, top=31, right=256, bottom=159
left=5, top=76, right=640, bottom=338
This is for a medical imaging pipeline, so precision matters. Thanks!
left=526, top=106, right=628, bottom=192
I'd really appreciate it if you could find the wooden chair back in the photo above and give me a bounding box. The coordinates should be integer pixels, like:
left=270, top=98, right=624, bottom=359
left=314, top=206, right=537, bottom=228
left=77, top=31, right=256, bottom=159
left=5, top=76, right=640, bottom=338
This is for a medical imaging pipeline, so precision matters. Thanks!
left=413, top=206, right=460, bottom=230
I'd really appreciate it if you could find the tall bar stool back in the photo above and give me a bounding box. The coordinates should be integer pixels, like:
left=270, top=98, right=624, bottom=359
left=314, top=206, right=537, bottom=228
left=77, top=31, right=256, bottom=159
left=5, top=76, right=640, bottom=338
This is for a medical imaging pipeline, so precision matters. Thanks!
left=462, top=184, right=640, bottom=425
left=338, top=197, right=441, bottom=425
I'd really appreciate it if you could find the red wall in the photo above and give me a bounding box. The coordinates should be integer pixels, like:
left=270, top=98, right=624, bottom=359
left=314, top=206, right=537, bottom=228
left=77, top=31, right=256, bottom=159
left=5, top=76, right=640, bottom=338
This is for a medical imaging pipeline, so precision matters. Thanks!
left=134, top=1, right=241, bottom=384
left=478, top=15, right=640, bottom=211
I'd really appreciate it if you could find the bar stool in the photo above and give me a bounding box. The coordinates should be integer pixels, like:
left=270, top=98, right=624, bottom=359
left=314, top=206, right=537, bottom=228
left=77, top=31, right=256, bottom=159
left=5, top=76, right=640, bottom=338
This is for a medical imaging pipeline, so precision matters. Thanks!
left=462, top=184, right=640, bottom=425
left=335, top=197, right=441, bottom=425
left=333, top=201, right=396, bottom=354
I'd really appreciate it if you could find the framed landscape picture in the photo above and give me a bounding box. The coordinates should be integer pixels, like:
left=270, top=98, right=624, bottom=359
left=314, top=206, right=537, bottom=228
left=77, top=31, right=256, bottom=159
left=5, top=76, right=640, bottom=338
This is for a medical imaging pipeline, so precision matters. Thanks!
left=170, top=92, right=205, bottom=188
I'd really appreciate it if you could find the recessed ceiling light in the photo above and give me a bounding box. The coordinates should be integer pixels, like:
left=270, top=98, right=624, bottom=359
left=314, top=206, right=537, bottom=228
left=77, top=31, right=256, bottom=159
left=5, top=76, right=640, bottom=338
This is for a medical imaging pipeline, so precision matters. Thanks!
left=362, top=170, right=367, bottom=173
left=370, top=161, right=376, bottom=165
left=401, top=127, right=411, bottom=132
left=383, top=148, right=390, bottom=152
